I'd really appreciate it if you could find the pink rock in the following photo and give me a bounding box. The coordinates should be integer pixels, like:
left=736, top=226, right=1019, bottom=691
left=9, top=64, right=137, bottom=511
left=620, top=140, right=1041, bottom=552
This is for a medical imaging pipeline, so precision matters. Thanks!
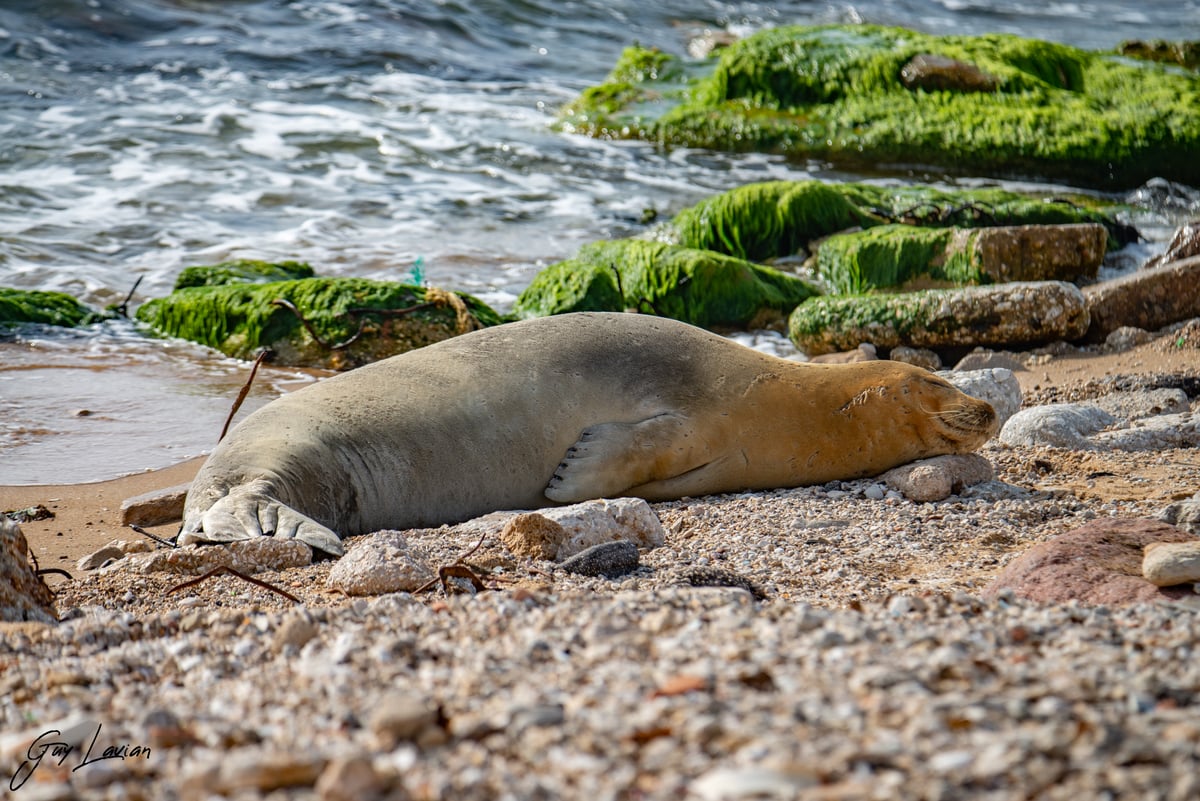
left=983, top=518, right=1199, bottom=605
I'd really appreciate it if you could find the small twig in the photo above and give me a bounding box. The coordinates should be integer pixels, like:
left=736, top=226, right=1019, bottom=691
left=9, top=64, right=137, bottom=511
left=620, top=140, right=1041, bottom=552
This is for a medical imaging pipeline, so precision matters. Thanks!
left=219, top=349, right=270, bottom=443
left=167, top=565, right=302, bottom=604
left=413, top=530, right=490, bottom=595
left=128, top=524, right=179, bottom=549
left=114, top=275, right=143, bottom=318
left=438, top=563, right=488, bottom=594
left=271, top=298, right=371, bottom=351
left=35, top=568, right=73, bottom=580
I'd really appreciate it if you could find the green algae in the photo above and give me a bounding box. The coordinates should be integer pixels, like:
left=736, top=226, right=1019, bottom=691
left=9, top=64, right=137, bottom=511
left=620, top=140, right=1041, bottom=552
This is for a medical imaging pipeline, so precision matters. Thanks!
left=560, top=24, right=1200, bottom=187
left=671, top=181, right=876, bottom=262
left=0, top=288, right=94, bottom=328
left=512, top=239, right=820, bottom=330
left=817, top=225, right=983, bottom=295
left=174, top=259, right=316, bottom=290
left=136, top=278, right=501, bottom=370
left=669, top=179, right=1126, bottom=260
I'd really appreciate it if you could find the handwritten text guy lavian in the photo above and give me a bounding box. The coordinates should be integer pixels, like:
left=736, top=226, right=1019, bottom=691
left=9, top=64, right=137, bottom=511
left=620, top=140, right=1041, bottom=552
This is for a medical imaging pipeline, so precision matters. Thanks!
left=10, top=724, right=151, bottom=791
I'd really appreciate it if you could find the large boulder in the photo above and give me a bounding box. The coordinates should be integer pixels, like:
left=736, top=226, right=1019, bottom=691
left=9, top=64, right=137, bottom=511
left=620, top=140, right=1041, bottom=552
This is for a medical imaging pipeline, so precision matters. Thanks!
left=559, top=24, right=1200, bottom=187
left=136, top=276, right=502, bottom=370
left=666, top=180, right=1123, bottom=263
left=788, top=280, right=1089, bottom=355
left=1083, top=255, right=1200, bottom=341
left=0, top=287, right=95, bottom=328
left=816, top=223, right=1106, bottom=294
left=512, top=239, right=820, bottom=330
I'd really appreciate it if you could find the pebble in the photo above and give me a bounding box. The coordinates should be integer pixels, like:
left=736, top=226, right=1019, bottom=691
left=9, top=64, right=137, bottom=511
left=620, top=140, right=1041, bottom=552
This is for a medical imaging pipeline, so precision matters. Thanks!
left=327, top=530, right=433, bottom=595
left=369, top=693, right=441, bottom=748
left=557, top=540, right=640, bottom=577
left=880, top=454, right=994, bottom=502
left=1142, top=541, right=1200, bottom=586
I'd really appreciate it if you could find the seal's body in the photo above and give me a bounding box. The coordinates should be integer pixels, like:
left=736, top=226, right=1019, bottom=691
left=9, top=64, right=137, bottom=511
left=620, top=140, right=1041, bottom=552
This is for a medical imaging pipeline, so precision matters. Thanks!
left=180, top=312, right=997, bottom=555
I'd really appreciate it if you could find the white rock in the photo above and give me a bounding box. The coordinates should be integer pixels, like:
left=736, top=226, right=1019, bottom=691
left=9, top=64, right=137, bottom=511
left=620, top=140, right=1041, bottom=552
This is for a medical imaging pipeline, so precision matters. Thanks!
left=1093, top=412, right=1200, bottom=451
left=999, top=403, right=1116, bottom=449
left=689, top=766, right=817, bottom=800
left=1158, top=493, right=1200, bottom=536
left=880, top=454, right=994, bottom=503
left=1142, top=541, right=1200, bottom=587
left=943, top=367, right=1023, bottom=429
left=1093, top=389, right=1189, bottom=420
left=501, top=498, right=664, bottom=561
left=327, top=531, right=434, bottom=596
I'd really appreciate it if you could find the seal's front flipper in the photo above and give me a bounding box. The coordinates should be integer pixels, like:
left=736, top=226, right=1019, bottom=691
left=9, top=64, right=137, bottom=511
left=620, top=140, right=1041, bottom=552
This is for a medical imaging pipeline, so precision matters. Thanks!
left=545, top=412, right=714, bottom=503
left=179, top=479, right=345, bottom=557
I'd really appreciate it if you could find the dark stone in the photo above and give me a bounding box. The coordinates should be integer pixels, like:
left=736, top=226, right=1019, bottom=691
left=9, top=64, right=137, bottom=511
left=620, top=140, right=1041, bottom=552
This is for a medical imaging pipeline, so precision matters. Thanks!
left=557, top=540, right=639, bottom=578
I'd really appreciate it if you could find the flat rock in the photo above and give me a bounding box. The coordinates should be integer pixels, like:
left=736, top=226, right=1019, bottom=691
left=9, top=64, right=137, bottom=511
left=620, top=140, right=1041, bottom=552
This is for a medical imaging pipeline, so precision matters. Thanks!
left=1083, top=254, right=1200, bottom=341
left=1091, top=388, right=1189, bottom=420
left=0, top=516, right=56, bottom=624
left=887, top=345, right=941, bottom=371
left=120, top=482, right=190, bottom=527
left=983, top=518, right=1199, bottom=605
left=952, top=350, right=1027, bottom=373
left=499, top=498, right=664, bottom=562
left=77, top=545, right=126, bottom=571
left=999, top=403, right=1116, bottom=449
left=1093, top=412, right=1200, bottom=451
left=879, top=454, right=995, bottom=503
left=1143, top=541, right=1200, bottom=587
left=327, top=531, right=434, bottom=596
left=790, top=281, right=1090, bottom=355
left=125, top=537, right=313, bottom=577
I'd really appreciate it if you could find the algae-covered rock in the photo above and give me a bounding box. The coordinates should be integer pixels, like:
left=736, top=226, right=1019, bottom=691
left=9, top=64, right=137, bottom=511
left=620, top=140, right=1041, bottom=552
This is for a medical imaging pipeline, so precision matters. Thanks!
left=512, top=239, right=820, bottom=330
left=174, top=259, right=316, bottom=290
left=788, top=281, right=1089, bottom=355
left=136, top=278, right=502, bottom=369
left=1118, top=40, right=1200, bottom=71
left=817, top=222, right=1107, bottom=294
left=666, top=180, right=1127, bottom=262
left=670, top=180, right=875, bottom=262
left=561, top=25, right=1200, bottom=187
left=0, top=287, right=94, bottom=328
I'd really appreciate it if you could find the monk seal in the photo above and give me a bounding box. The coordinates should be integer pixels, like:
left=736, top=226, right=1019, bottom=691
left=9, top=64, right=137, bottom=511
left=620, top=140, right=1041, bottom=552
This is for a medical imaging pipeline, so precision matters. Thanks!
left=179, top=312, right=997, bottom=556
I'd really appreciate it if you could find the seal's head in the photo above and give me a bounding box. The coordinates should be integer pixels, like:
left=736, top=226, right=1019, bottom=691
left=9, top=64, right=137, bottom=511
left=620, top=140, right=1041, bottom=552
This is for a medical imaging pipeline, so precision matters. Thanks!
left=874, top=363, right=998, bottom=452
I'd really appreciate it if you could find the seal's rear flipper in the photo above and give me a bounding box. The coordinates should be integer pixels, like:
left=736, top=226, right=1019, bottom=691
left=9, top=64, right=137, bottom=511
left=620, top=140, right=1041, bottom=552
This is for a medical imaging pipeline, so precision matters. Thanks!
left=179, top=480, right=345, bottom=557
left=545, top=412, right=713, bottom=503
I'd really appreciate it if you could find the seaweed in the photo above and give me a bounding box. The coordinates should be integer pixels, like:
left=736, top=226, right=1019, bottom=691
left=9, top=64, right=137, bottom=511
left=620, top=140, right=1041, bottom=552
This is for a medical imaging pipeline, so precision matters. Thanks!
left=559, top=24, right=1200, bottom=187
